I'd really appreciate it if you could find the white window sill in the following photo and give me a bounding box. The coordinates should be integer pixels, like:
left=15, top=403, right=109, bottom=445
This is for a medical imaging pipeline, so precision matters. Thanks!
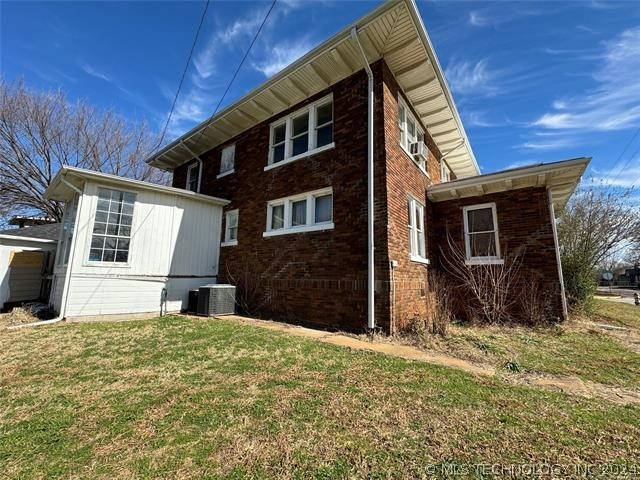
left=264, top=143, right=335, bottom=172
left=263, top=222, right=334, bottom=237
left=83, top=261, right=131, bottom=268
left=400, top=144, right=430, bottom=178
left=410, top=255, right=430, bottom=265
left=217, top=169, right=234, bottom=179
left=465, top=258, right=504, bottom=266
left=221, top=240, right=238, bottom=247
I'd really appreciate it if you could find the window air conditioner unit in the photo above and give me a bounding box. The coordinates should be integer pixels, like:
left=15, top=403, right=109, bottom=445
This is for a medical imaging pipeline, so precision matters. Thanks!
left=196, top=284, right=236, bottom=316
left=410, top=141, right=428, bottom=163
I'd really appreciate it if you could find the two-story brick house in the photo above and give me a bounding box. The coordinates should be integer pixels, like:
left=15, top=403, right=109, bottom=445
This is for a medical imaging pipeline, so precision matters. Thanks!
left=146, top=0, right=589, bottom=332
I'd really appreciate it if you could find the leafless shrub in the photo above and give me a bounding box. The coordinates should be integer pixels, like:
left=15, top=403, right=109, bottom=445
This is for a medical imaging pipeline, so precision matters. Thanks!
left=440, top=231, right=522, bottom=324
left=225, top=261, right=270, bottom=317
left=516, top=275, right=556, bottom=326
left=404, top=272, right=453, bottom=338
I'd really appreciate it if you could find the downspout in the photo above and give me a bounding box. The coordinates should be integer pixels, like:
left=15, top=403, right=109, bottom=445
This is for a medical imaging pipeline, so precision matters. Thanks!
left=351, top=27, right=376, bottom=330
left=547, top=188, right=568, bottom=320
left=11, top=176, right=84, bottom=329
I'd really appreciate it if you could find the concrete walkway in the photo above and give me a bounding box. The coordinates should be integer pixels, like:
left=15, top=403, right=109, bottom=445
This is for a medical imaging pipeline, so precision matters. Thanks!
left=220, top=314, right=640, bottom=406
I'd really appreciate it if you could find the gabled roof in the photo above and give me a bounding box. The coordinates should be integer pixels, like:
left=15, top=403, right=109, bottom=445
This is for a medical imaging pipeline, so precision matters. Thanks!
left=427, top=157, right=590, bottom=209
left=0, top=223, right=61, bottom=243
left=45, top=166, right=230, bottom=206
left=147, top=0, right=480, bottom=178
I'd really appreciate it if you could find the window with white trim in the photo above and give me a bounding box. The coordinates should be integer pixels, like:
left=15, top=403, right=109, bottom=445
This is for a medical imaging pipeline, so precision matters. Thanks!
left=219, top=144, right=235, bottom=176
left=398, top=95, right=425, bottom=171
left=441, top=161, right=451, bottom=183
left=222, top=209, right=238, bottom=246
left=89, top=188, right=135, bottom=263
left=268, top=95, right=334, bottom=167
left=265, top=188, right=333, bottom=236
left=408, top=196, right=427, bottom=263
left=463, top=203, right=501, bottom=263
left=186, top=162, right=200, bottom=192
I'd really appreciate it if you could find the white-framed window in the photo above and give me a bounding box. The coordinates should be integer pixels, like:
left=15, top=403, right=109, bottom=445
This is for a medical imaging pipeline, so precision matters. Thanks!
left=408, top=196, right=428, bottom=264
left=398, top=95, right=426, bottom=173
left=266, top=95, right=334, bottom=170
left=88, top=188, right=135, bottom=264
left=57, top=196, right=79, bottom=266
left=186, top=162, right=201, bottom=192
left=218, top=144, right=235, bottom=178
left=441, top=161, right=451, bottom=183
left=463, top=203, right=502, bottom=264
left=222, top=209, right=238, bottom=246
left=264, top=187, right=333, bottom=237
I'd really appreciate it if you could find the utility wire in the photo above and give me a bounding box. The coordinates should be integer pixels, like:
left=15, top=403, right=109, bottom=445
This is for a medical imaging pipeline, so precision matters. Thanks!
left=609, top=126, right=640, bottom=185
left=157, top=0, right=211, bottom=149
left=192, top=0, right=277, bottom=146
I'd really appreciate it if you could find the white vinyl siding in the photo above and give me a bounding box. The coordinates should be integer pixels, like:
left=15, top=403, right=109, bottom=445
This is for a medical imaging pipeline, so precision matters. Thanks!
left=266, top=95, right=334, bottom=170
left=408, top=196, right=428, bottom=264
left=264, top=187, right=334, bottom=237
left=58, top=196, right=78, bottom=266
left=463, top=203, right=502, bottom=264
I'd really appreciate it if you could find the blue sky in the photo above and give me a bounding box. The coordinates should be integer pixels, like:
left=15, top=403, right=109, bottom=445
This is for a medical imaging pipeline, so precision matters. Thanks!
left=2, top=0, right=640, bottom=185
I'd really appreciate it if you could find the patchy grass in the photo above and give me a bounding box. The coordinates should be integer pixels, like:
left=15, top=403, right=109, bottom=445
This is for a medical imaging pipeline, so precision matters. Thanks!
left=1, top=316, right=639, bottom=479
left=593, top=298, right=640, bottom=330
left=398, top=299, right=640, bottom=390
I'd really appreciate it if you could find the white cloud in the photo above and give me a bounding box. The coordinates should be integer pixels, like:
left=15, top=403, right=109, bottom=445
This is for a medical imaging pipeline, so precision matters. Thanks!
left=531, top=26, right=640, bottom=132
left=467, top=6, right=540, bottom=28
left=445, top=58, right=495, bottom=95
left=80, top=62, right=111, bottom=82
left=591, top=164, right=640, bottom=188
left=468, top=11, right=488, bottom=27
left=252, top=41, right=312, bottom=78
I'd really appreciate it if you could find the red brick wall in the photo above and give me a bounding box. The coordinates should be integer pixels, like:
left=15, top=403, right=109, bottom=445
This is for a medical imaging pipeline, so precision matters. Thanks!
left=173, top=61, right=391, bottom=331
left=379, top=62, right=444, bottom=332
left=431, top=187, right=565, bottom=321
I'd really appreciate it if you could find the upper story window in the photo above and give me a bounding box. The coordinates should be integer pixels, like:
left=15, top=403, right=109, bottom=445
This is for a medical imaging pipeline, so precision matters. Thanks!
left=222, top=209, right=238, bottom=246
left=219, top=144, right=235, bottom=178
left=267, top=95, right=334, bottom=170
left=408, top=196, right=428, bottom=264
left=89, top=188, right=135, bottom=264
left=186, top=162, right=200, bottom=192
left=398, top=96, right=426, bottom=173
left=441, top=161, right=451, bottom=183
left=463, top=203, right=502, bottom=264
left=264, top=187, right=334, bottom=237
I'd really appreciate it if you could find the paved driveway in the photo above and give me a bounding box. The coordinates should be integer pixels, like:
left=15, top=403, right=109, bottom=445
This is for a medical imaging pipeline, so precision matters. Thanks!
left=596, top=287, right=638, bottom=305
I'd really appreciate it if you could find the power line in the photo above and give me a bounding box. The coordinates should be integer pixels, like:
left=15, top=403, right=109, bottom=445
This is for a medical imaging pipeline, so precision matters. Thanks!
left=157, top=0, right=211, bottom=149
left=609, top=126, right=640, bottom=185
left=193, top=0, right=277, bottom=147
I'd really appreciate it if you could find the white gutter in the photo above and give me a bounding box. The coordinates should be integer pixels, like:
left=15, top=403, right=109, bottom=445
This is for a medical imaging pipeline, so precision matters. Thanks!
left=11, top=177, right=84, bottom=329
left=351, top=27, right=376, bottom=330
left=0, top=235, right=56, bottom=244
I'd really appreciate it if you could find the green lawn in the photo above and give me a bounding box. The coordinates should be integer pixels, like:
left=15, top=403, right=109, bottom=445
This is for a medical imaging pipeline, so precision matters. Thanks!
left=407, top=299, right=640, bottom=390
left=1, top=315, right=639, bottom=479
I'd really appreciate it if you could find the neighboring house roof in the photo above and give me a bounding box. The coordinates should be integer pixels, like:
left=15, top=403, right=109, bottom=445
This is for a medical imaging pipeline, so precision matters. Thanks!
left=146, top=0, right=480, bottom=179
left=427, top=157, right=590, bottom=209
left=44, top=166, right=230, bottom=206
left=0, top=222, right=61, bottom=243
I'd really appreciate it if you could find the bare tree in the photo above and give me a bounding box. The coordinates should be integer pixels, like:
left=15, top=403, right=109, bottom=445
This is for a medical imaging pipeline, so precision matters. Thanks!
left=557, top=183, right=640, bottom=305
left=0, top=78, right=168, bottom=222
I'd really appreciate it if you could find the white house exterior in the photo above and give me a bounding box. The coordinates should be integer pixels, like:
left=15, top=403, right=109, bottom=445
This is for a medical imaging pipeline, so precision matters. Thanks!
left=45, top=167, right=229, bottom=320
left=0, top=225, right=59, bottom=310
